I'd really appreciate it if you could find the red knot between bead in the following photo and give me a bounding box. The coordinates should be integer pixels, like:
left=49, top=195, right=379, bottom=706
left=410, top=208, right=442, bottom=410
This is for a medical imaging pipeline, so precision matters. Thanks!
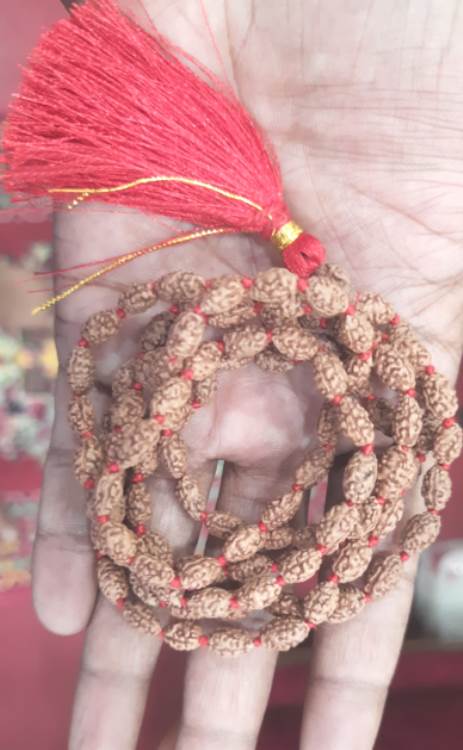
left=292, top=483, right=303, bottom=492
left=389, top=314, right=400, bottom=326
left=319, top=318, right=328, bottom=329
left=97, top=514, right=110, bottom=524
left=442, top=417, right=456, bottom=429
left=216, top=340, right=225, bottom=353
left=132, top=472, right=144, bottom=484
left=192, top=400, right=202, bottom=410
left=84, top=478, right=95, bottom=490
left=400, top=551, right=410, bottom=562
left=270, top=562, right=279, bottom=573
left=253, top=636, right=262, bottom=647
left=361, top=443, right=374, bottom=455
left=331, top=394, right=344, bottom=406
left=368, top=534, right=379, bottom=547
left=199, top=511, right=209, bottom=523
left=80, top=430, right=93, bottom=440
left=241, top=276, right=253, bottom=289
left=153, top=413, right=165, bottom=424
left=198, top=634, right=209, bottom=647
left=258, top=521, right=269, bottom=534
left=116, top=597, right=126, bottom=610
left=425, top=364, right=436, bottom=375
left=344, top=303, right=356, bottom=316
left=216, top=555, right=227, bottom=568
left=170, top=576, right=182, bottom=589
left=107, top=462, right=120, bottom=474
left=405, top=388, right=416, bottom=398
left=132, top=381, right=143, bottom=391
left=297, top=277, right=308, bottom=292
left=439, top=463, right=451, bottom=471
left=181, top=368, right=194, bottom=381
left=328, top=573, right=339, bottom=584
left=78, top=337, right=89, bottom=348
left=316, top=543, right=328, bottom=555
left=276, top=575, right=286, bottom=586
left=169, top=304, right=180, bottom=315
left=115, top=307, right=126, bottom=319
left=303, top=304, right=313, bottom=316
left=416, top=453, right=426, bottom=464
left=136, top=523, right=146, bottom=537
left=229, top=596, right=240, bottom=610
left=162, top=428, right=173, bottom=438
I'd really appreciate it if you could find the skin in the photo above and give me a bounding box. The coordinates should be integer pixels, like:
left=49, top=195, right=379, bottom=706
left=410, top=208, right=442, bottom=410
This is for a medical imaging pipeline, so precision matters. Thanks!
left=39, top=1, right=463, bottom=748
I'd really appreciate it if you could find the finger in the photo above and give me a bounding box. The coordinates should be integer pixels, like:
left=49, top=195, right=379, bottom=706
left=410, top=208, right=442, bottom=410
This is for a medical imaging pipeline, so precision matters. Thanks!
left=33, top=362, right=100, bottom=635
left=300, top=476, right=421, bottom=750
left=69, top=596, right=161, bottom=750
left=175, top=459, right=302, bottom=750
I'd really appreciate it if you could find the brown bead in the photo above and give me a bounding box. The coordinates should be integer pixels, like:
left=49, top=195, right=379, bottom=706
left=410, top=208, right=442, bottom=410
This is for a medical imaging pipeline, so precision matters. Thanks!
left=118, top=282, right=157, bottom=314
left=187, top=342, right=222, bottom=381
left=278, top=547, right=322, bottom=585
left=376, top=446, right=418, bottom=499
left=105, top=420, right=160, bottom=470
left=302, top=581, right=340, bottom=624
left=227, top=554, right=273, bottom=582
left=129, top=573, right=161, bottom=607
left=433, top=423, right=462, bottom=464
left=137, top=531, right=173, bottom=564
left=295, top=447, right=333, bottom=488
left=160, top=433, right=188, bottom=478
left=260, top=526, right=294, bottom=550
left=338, top=396, right=374, bottom=446
left=223, top=524, right=263, bottom=563
left=261, top=490, right=303, bottom=530
left=99, top=522, right=137, bottom=566
left=200, top=275, right=246, bottom=314
left=157, top=271, right=205, bottom=303
left=327, top=584, right=366, bottom=623
left=312, top=351, right=348, bottom=399
left=317, top=404, right=338, bottom=446
left=345, top=355, right=372, bottom=396
left=208, top=301, right=257, bottom=328
left=74, top=437, right=103, bottom=485
left=305, top=275, right=350, bottom=317
left=374, top=343, right=415, bottom=391
left=401, top=511, right=441, bottom=553
left=176, top=555, right=222, bottom=590
left=364, top=554, right=402, bottom=598
left=206, top=510, right=241, bottom=539
left=68, top=346, right=95, bottom=395
left=97, top=557, right=128, bottom=603
left=342, top=451, right=377, bottom=503
left=357, top=292, right=394, bottom=326
left=208, top=628, right=254, bottom=656
left=293, top=526, right=317, bottom=550
left=111, top=361, right=135, bottom=397
left=422, top=465, right=452, bottom=511
left=272, top=324, right=318, bottom=360
left=126, top=483, right=152, bottom=526
left=176, top=475, right=206, bottom=521
left=81, top=310, right=120, bottom=345
left=136, top=347, right=182, bottom=390
left=392, top=395, right=423, bottom=447
left=163, top=621, right=202, bottom=651
left=122, top=602, right=162, bottom=636
left=237, top=574, right=282, bottom=610
left=255, top=347, right=294, bottom=373
left=373, top=498, right=405, bottom=538
left=68, top=394, right=94, bottom=435
left=182, top=587, right=232, bottom=619
left=332, top=540, right=373, bottom=582
left=223, top=323, right=268, bottom=359
left=140, top=311, right=175, bottom=351
left=315, top=503, right=356, bottom=548
left=251, top=268, right=298, bottom=305
left=335, top=312, right=375, bottom=354
left=166, top=311, right=205, bottom=359
left=131, top=552, right=175, bottom=589
left=110, top=391, right=145, bottom=427
left=150, top=377, right=192, bottom=415
left=193, top=375, right=217, bottom=405
left=269, top=592, right=303, bottom=618
left=389, top=322, right=431, bottom=371
left=349, top=501, right=382, bottom=539
left=261, top=616, right=308, bottom=651
left=94, top=473, right=125, bottom=519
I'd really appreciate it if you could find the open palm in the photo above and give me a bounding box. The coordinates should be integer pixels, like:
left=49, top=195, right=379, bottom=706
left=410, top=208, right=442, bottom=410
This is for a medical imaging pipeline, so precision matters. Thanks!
left=36, top=2, right=463, bottom=748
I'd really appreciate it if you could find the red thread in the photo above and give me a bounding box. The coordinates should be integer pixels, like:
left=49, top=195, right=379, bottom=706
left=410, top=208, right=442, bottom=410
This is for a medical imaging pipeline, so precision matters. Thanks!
left=132, top=472, right=144, bottom=483
left=258, top=521, right=268, bottom=534
left=400, top=551, right=410, bottom=562
left=198, top=634, right=209, bottom=647
left=170, top=576, right=182, bottom=589
left=83, top=477, right=95, bottom=490
left=115, top=307, right=126, bottom=319
left=425, top=365, right=436, bottom=375
left=331, top=394, right=343, bottom=406
left=442, top=417, right=455, bottom=429
left=361, top=444, right=374, bottom=455
left=253, top=636, right=262, bottom=647
left=97, top=514, right=110, bottom=524
left=78, top=337, right=89, bottom=348
left=241, top=276, right=253, bottom=289
left=2, top=0, right=326, bottom=279
left=192, top=400, right=202, bottom=409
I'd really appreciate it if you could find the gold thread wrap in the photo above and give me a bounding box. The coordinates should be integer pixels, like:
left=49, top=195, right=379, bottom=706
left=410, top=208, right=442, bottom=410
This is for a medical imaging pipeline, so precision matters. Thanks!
left=271, top=221, right=303, bottom=251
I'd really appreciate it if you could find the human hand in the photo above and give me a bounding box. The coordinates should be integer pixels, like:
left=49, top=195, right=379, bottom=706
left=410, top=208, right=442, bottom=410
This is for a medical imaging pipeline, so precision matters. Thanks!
left=35, top=1, right=463, bottom=748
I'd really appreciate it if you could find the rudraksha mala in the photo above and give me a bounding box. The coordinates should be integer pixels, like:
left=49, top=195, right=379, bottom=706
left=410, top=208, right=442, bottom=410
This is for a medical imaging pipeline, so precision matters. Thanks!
left=67, top=264, right=462, bottom=656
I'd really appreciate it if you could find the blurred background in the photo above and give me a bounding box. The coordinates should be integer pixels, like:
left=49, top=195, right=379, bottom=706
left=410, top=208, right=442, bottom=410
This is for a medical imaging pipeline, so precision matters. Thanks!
left=0, top=2, right=462, bottom=749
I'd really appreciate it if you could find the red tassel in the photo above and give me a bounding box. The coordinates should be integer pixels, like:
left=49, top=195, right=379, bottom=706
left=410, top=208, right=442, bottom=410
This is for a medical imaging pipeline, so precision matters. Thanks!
left=2, top=0, right=325, bottom=278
